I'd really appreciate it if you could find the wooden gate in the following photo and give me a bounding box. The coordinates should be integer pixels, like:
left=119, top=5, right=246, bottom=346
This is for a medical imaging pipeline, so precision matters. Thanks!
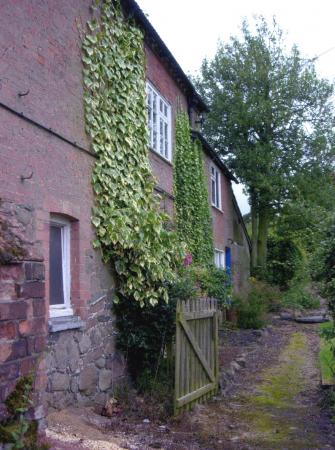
left=174, top=298, right=219, bottom=413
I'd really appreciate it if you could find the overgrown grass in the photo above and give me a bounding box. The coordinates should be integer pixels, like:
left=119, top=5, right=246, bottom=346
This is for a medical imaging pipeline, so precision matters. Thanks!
left=282, top=283, right=320, bottom=310
left=319, top=322, right=335, bottom=386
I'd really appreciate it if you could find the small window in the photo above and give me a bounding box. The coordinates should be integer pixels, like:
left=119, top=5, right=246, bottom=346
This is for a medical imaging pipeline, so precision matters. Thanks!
left=211, top=165, right=221, bottom=209
left=214, top=249, right=225, bottom=269
left=146, top=81, right=172, bottom=161
left=49, top=216, right=72, bottom=317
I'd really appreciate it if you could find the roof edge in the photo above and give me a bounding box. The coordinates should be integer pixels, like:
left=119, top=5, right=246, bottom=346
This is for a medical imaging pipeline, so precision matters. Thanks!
left=191, top=131, right=238, bottom=183
left=121, top=0, right=209, bottom=113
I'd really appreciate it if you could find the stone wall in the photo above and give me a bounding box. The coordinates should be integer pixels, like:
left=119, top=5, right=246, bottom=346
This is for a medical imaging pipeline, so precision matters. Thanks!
left=46, top=294, right=126, bottom=412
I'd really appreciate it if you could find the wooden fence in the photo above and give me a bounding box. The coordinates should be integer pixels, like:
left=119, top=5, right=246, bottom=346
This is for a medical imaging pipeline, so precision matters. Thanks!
left=174, top=298, right=219, bottom=414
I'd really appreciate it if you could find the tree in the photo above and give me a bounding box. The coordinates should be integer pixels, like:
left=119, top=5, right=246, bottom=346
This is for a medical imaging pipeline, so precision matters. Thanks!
left=195, top=17, right=334, bottom=271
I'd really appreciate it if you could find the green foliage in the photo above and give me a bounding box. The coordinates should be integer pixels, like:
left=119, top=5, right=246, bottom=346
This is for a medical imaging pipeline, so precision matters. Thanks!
left=114, top=264, right=231, bottom=384
left=266, top=235, right=304, bottom=289
left=311, top=216, right=335, bottom=317
left=281, top=283, right=320, bottom=310
left=0, top=375, right=49, bottom=450
left=319, top=322, right=335, bottom=386
left=83, top=0, right=183, bottom=306
left=174, top=111, right=213, bottom=265
left=183, top=265, right=232, bottom=308
left=114, top=294, right=176, bottom=382
left=234, top=278, right=282, bottom=328
left=195, top=16, right=334, bottom=269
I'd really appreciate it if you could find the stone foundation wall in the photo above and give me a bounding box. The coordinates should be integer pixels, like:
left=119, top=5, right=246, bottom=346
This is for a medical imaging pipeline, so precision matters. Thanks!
left=46, top=295, right=126, bottom=412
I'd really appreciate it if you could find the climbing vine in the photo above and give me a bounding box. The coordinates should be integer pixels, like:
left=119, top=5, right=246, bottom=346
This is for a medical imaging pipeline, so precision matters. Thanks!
left=82, top=0, right=183, bottom=306
left=174, top=111, right=214, bottom=265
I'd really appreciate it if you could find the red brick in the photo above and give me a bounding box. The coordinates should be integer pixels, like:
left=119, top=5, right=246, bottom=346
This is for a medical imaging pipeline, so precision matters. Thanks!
left=0, top=265, right=24, bottom=282
left=19, top=318, right=46, bottom=337
left=0, top=362, right=19, bottom=383
left=0, top=281, right=18, bottom=301
left=32, top=298, right=46, bottom=317
left=24, top=262, right=45, bottom=281
left=20, top=281, right=45, bottom=299
left=19, top=356, right=38, bottom=376
left=34, top=335, right=46, bottom=353
left=0, top=341, right=13, bottom=363
left=0, top=301, right=27, bottom=321
left=6, top=339, right=27, bottom=361
left=0, top=321, right=17, bottom=340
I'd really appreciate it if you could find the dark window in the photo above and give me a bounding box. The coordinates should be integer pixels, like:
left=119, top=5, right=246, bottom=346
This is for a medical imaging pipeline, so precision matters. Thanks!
left=49, top=225, right=64, bottom=305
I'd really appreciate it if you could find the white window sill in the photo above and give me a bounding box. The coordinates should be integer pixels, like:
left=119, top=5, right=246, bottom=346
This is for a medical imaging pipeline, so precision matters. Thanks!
left=149, top=147, right=173, bottom=165
left=48, top=315, right=84, bottom=333
left=211, top=204, right=223, bottom=214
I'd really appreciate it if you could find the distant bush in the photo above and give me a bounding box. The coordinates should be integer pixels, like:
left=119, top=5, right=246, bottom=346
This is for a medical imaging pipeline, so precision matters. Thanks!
left=281, top=283, right=320, bottom=310
left=266, top=235, right=305, bottom=289
left=234, top=278, right=282, bottom=329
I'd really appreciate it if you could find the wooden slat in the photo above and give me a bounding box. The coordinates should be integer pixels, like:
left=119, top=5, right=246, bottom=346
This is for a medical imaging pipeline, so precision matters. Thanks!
left=175, top=297, right=219, bottom=413
left=178, top=317, right=215, bottom=383
left=183, top=311, right=215, bottom=320
left=176, top=382, right=217, bottom=407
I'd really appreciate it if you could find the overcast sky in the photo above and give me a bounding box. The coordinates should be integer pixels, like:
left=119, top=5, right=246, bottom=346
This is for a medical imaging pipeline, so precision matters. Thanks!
left=137, top=0, right=335, bottom=214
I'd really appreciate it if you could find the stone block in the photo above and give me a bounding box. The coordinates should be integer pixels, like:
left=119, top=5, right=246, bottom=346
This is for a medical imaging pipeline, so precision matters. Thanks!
left=78, top=366, right=98, bottom=394
left=95, top=357, right=105, bottom=369
left=78, top=334, right=91, bottom=354
left=50, top=373, right=70, bottom=392
left=99, top=369, right=112, bottom=392
left=70, top=377, right=79, bottom=393
left=67, top=339, right=80, bottom=373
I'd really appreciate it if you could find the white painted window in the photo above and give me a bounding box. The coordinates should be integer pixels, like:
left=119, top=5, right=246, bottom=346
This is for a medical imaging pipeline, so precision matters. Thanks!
left=49, top=216, right=72, bottom=317
left=214, top=249, right=225, bottom=269
left=211, top=165, right=221, bottom=209
left=146, top=81, right=172, bottom=161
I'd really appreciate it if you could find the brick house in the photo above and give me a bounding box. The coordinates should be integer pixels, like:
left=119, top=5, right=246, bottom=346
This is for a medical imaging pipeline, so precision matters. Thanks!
left=0, top=0, right=250, bottom=423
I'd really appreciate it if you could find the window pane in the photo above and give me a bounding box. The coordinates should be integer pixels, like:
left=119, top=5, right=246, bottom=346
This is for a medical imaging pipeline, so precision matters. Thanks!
left=212, top=179, right=216, bottom=204
left=50, top=225, right=64, bottom=305
left=215, top=171, right=220, bottom=207
left=160, top=118, right=164, bottom=154
left=153, top=93, right=157, bottom=149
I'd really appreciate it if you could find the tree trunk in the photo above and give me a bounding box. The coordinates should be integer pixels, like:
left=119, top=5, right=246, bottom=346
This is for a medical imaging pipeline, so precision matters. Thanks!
left=250, top=190, right=258, bottom=270
left=257, top=207, right=270, bottom=270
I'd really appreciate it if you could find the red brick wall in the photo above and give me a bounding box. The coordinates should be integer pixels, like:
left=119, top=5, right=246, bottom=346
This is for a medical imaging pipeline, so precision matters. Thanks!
left=145, top=44, right=188, bottom=202
left=0, top=0, right=122, bottom=422
left=203, top=155, right=250, bottom=293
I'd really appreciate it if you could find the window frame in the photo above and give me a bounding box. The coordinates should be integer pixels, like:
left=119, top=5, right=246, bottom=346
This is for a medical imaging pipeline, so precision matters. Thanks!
left=49, top=216, right=73, bottom=318
left=214, top=249, right=225, bottom=269
left=211, top=164, right=221, bottom=210
left=146, top=81, right=172, bottom=162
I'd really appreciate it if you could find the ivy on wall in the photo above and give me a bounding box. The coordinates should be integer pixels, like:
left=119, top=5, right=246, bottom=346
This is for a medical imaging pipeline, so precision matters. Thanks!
left=174, top=111, right=214, bottom=266
left=82, top=0, right=183, bottom=306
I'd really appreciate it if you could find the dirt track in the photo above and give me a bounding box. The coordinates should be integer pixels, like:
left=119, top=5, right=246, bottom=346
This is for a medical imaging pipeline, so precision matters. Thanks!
left=46, top=320, right=335, bottom=449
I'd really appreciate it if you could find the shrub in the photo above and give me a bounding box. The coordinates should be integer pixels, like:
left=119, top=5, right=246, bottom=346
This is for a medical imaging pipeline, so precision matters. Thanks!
left=0, top=375, right=49, bottom=450
left=234, top=278, right=282, bottom=329
left=281, top=283, right=320, bottom=310
left=114, top=264, right=232, bottom=384
left=266, top=235, right=305, bottom=289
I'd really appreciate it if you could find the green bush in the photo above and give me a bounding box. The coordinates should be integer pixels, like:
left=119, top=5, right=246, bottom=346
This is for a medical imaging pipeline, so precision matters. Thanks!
left=234, top=278, right=282, bottom=329
left=281, top=283, right=320, bottom=310
left=266, top=235, right=305, bottom=289
left=114, top=264, right=232, bottom=384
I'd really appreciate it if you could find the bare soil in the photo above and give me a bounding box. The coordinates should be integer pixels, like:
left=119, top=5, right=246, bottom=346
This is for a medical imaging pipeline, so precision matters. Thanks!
left=46, top=320, right=335, bottom=449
